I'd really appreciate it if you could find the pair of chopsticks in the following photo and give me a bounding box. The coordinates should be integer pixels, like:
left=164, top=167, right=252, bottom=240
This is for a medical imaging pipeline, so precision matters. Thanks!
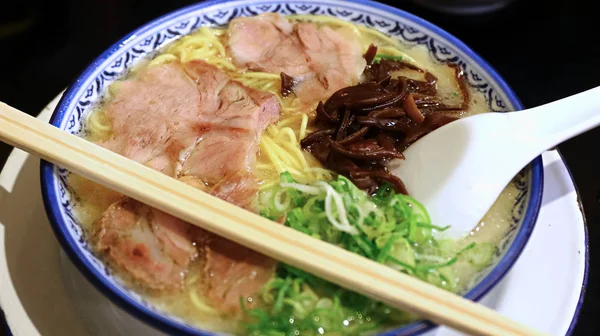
left=0, top=101, right=545, bottom=336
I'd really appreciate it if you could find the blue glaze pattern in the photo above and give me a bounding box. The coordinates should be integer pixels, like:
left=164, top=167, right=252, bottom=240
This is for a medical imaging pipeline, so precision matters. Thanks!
left=40, top=1, right=543, bottom=335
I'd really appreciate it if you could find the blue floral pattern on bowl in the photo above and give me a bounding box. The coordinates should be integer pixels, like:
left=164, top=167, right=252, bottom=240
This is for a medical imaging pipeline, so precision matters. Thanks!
left=40, top=0, right=544, bottom=335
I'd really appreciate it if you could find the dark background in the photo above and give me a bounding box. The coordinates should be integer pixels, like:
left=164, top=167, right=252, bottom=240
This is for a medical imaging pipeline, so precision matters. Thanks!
left=0, top=0, right=598, bottom=334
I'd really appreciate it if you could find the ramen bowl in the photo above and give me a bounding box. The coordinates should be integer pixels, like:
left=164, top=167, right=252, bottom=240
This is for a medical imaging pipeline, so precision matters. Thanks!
left=40, top=0, right=543, bottom=335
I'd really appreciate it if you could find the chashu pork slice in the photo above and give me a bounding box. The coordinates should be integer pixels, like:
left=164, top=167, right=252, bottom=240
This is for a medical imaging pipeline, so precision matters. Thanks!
left=228, top=13, right=366, bottom=106
left=94, top=60, right=281, bottom=302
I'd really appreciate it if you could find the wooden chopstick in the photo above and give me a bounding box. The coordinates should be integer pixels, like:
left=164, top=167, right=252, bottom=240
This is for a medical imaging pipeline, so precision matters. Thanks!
left=0, top=101, right=545, bottom=336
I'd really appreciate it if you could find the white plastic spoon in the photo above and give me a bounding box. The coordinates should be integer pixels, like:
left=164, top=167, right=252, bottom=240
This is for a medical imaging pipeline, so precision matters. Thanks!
left=391, top=86, right=600, bottom=238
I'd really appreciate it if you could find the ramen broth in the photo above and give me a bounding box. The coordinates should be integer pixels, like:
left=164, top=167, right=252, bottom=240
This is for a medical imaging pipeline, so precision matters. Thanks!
left=67, top=14, right=523, bottom=335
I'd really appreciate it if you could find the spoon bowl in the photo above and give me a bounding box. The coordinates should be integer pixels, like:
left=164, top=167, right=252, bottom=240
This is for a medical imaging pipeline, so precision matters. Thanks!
left=393, top=86, right=600, bottom=238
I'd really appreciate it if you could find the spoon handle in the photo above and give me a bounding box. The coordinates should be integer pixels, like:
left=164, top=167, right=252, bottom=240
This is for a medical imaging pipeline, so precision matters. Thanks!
left=512, top=86, right=600, bottom=155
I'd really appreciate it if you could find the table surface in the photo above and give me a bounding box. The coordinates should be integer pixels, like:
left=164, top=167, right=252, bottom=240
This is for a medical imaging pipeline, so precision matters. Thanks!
left=0, top=0, right=598, bottom=335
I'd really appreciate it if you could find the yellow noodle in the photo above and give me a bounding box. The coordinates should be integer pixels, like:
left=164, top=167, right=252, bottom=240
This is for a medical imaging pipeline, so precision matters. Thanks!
left=189, top=289, right=218, bottom=315
left=180, top=39, right=213, bottom=53
left=259, top=180, right=278, bottom=191
left=87, top=109, right=112, bottom=139
left=265, top=136, right=303, bottom=168
left=149, top=54, right=179, bottom=66
left=108, top=81, right=122, bottom=97
left=275, top=127, right=297, bottom=143
left=281, top=166, right=305, bottom=180
left=207, top=57, right=237, bottom=71
left=276, top=113, right=305, bottom=127
left=240, top=72, right=280, bottom=80
left=307, top=167, right=334, bottom=177
left=299, top=113, right=309, bottom=140
left=268, top=127, right=280, bottom=139
left=186, top=273, right=200, bottom=285
left=259, top=138, right=287, bottom=173
left=280, top=142, right=310, bottom=170
left=257, top=162, right=275, bottom=170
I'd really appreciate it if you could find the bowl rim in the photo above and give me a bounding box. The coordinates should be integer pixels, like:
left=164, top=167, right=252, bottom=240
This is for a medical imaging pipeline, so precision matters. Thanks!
left=39, top=0, right=544, bottom=335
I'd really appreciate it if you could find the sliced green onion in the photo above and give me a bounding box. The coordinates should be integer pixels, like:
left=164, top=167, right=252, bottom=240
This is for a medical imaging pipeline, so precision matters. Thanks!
left=417, top=223, right=451, bottom=231
left=374, top=54, right=404, bottom=62
left=271, top=280, right=290, bottom=314
left=247, top=172, right=486, bottom=335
